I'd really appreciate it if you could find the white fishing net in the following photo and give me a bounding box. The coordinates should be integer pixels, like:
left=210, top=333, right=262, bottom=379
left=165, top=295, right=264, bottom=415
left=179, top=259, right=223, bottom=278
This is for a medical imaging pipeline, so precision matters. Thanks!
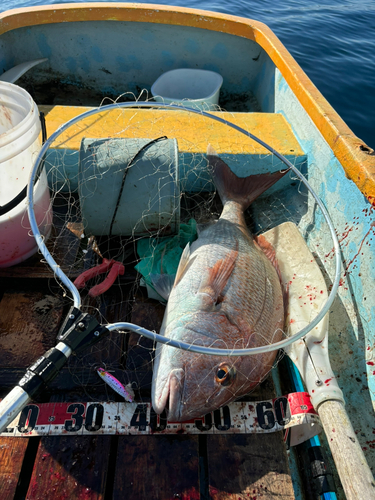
left=27, top=93, right=338, bottom=417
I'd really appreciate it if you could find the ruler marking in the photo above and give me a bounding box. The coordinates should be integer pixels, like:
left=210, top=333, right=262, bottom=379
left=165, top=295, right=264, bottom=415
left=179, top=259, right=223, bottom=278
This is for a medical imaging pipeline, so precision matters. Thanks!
left=0, top=393, right=320, bottom=446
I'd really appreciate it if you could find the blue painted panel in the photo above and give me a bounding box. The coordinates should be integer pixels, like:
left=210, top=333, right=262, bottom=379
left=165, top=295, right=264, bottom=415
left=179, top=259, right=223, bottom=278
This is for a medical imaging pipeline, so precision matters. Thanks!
left=46, top=149, right=307, bottom=195
left=252, top=51, right=275, bottom=112
left=0, top=37, right=14, bottom=72
left=0, top=21, right=264, bottom=99
left=179, top=152, right=307, bottom=193
left=274, top=68, right=375, bottom=475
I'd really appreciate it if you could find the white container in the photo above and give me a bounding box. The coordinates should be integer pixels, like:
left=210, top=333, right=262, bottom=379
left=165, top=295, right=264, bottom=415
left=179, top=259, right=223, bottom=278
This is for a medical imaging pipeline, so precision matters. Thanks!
left=0, top=82, right=52, bottom=267
left=151, top=68, right=223, bottom=110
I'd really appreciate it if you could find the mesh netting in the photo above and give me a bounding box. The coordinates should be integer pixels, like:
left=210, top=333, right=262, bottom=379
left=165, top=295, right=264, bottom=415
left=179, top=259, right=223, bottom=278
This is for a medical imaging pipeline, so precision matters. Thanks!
left=25, top=95, right=339, bottom=418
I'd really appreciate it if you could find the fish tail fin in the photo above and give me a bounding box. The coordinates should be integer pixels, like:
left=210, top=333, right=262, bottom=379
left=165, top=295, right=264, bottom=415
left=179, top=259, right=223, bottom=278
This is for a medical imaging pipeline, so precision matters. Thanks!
left=207, top=145, right=289, bottom=210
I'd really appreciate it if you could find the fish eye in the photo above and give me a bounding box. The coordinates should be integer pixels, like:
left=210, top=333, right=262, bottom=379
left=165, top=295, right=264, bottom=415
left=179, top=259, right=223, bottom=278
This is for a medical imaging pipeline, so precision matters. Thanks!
left=215, top=364, right=235, bottom=386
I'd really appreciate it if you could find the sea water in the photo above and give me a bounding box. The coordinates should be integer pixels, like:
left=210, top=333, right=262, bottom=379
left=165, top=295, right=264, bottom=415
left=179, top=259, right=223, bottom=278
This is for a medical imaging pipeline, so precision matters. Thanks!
left=1, top=0, right=374, bottom=148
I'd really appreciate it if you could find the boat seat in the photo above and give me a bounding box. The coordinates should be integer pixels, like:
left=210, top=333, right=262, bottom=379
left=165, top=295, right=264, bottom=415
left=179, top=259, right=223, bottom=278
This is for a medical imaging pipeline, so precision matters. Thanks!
left=39, top=105, right=306, bottom=193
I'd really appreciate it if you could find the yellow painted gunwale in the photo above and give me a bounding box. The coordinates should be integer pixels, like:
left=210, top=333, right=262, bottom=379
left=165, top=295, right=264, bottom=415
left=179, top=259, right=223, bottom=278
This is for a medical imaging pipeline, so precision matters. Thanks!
left=1, top=3, right=374, bottom=201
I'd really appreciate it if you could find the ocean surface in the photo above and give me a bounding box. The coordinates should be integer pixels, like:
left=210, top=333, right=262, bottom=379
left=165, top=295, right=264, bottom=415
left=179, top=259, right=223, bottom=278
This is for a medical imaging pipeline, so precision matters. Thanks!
left=1, top=0, right=374, bottom=148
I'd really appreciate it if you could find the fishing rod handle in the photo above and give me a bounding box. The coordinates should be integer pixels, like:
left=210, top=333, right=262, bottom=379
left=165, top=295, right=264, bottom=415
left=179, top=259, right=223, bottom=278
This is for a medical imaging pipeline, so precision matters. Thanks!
left=0, top=310, right=108, bottom=434
left=0, top=342, right=71, bottom=434
left=0, top=386, right=31, bottom=434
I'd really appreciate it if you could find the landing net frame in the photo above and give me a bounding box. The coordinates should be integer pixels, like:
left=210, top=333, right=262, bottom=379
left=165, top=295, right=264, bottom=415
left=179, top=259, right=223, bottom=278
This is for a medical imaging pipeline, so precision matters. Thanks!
left=27, top=101, right=341, bottom=356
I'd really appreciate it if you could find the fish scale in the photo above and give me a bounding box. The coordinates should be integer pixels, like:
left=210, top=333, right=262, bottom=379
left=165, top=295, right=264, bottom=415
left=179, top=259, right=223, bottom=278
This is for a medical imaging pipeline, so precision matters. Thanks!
left=192, top=216, right=278, bottom=338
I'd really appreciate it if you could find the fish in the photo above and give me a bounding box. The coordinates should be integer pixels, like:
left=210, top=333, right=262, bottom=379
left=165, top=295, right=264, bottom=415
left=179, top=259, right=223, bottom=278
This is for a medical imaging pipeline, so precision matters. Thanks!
left=97, top=368, right=134, bottom=402
left=151, top=145, right=288, bottom=422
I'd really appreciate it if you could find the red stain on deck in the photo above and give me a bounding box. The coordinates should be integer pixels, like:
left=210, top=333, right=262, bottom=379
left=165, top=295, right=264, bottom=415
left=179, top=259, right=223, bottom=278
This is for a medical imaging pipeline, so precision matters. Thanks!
left=325, top=378, right=332, bottom=384
left=324, top=210, right=375, bottom=280
left=367, top=361, right=374, bottom=366
left=344, top=220, right=375, bottom=275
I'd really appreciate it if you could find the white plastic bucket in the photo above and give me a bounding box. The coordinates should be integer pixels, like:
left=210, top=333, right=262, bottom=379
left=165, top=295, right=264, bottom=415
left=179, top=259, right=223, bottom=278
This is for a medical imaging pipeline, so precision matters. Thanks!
left=151, top=69, right=223, bottom=110
left=0, top=82, right=52, bottom=267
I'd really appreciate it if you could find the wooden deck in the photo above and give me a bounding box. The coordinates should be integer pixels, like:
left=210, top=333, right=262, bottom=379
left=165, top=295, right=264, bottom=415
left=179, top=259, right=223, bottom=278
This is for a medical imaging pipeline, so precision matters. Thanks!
left=0, top=198, right=319, bottom=500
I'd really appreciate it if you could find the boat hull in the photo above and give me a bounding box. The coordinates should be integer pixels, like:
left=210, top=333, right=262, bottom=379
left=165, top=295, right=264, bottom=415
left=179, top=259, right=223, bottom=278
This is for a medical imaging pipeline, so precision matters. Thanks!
left=0, top=3, right=374, bottom=497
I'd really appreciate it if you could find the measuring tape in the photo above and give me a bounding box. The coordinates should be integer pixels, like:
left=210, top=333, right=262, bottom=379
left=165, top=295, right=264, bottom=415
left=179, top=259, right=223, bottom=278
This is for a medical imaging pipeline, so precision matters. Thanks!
left=0, top=392, right=321, bottom=447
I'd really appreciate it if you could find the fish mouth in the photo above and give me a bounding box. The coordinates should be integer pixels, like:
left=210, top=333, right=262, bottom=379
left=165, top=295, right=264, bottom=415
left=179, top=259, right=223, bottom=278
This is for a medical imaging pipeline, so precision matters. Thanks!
left=152, top=368, right=185, bottom=422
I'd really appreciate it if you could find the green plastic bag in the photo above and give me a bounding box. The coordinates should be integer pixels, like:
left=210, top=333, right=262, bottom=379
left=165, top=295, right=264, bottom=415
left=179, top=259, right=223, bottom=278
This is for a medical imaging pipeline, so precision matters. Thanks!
left=135, top=219, right=197, bottom=299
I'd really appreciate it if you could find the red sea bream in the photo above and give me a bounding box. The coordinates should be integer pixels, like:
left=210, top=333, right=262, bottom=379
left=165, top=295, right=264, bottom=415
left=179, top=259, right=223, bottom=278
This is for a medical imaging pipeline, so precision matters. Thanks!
left=151, top=146, right=288, bottom=421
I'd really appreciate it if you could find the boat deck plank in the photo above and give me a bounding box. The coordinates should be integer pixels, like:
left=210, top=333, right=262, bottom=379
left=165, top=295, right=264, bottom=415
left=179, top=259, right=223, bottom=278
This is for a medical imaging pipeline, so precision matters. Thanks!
left=23, top=393, right=111, bottom=500
left=113, top=435, right=200, bottom=500
left=207, top=433, right=295, bottom=499
left=206, top=375, right=295, bottom=500
left=0, top=437, right=29, bottom=500
left=0, top=281, right=296, bottom=499
left=27, top=433, right=111, bottom=499
left=0, top=209, right=297, bottom=499
left=0, top=288, right=65, bottom=368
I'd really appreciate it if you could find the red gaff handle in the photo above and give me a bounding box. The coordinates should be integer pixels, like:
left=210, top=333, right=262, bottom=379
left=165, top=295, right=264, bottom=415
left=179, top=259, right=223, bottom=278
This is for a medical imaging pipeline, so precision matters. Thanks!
left=88, top=261, right=125, bottom=297
left=74, top=258, right=115, bottom=289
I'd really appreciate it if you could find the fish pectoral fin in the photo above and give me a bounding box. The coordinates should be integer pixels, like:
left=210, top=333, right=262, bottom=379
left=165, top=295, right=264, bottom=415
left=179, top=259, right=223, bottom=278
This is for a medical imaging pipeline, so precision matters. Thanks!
left=149, top=242, right=192, bottom=301
left=174, top=243, right=191, bottom=287
left=254, top=234, right=288, bottom=316
left=254, top=234, right=278, bottom=267
left=198, top=248, right=238, bottom=309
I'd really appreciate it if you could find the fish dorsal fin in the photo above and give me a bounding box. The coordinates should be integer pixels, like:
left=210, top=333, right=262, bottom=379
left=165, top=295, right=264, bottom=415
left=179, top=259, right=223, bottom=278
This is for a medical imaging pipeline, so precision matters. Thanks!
left=150, top=273, right=176, bottom=301
left=174, top=243, right=191, bottom=287
left=198, top=248, right=238, bottom=309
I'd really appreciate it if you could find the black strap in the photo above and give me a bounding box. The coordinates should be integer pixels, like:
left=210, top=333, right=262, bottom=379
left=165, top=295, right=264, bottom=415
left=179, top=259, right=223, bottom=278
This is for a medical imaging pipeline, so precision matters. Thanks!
left=40, top=111, right=47, bottom=144
left=109, top=136, right=168, bottom=236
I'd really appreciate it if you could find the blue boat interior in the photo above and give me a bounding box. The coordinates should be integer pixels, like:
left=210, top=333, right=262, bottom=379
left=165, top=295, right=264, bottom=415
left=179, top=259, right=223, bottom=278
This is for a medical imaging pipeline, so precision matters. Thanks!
left=1, top=10, right=373, bottom=441
left=0, top=15, right=374, bottom=499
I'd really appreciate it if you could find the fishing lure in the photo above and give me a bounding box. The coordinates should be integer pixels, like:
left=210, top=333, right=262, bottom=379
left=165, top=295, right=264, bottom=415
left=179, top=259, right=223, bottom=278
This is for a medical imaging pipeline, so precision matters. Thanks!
left=97, top=368, right=134, bottom=402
